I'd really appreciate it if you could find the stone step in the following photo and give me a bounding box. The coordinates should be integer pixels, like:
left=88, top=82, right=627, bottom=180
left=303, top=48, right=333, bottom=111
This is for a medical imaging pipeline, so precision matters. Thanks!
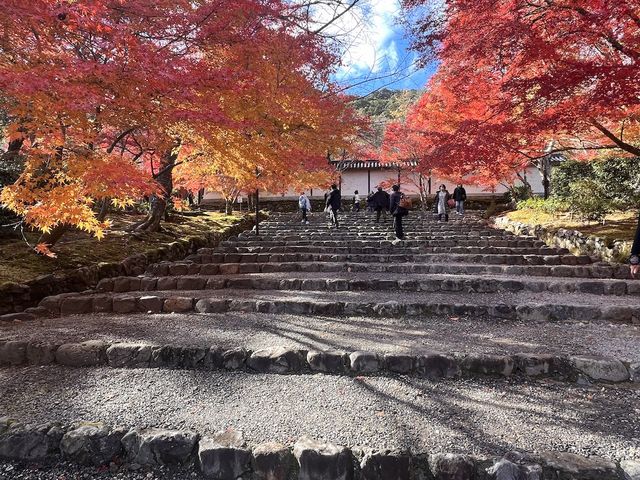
left=1, top=338, right=636, bottom=384
left=34, top=289, right=640, bottom=324
left=95, top=272, right=640, bottom=297
left=182, top=252, right=595, bottom=267
left=213, top=245, right=567, bottom=255
left=1, top=367, right=638, bottom=471
left=221, top=239, right=547, bottom=248
left=146, top=260, right=626, bottom=279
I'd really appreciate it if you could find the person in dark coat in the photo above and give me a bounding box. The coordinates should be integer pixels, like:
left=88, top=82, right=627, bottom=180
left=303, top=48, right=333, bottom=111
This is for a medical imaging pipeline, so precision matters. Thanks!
left=434, top=184, right=451, bottom=222
left=453, top=184, right=467, bottom=215
left=325, top=183, right=341, bottom=228
left=371, top=186, right=391, bottom=223
left=630, top=218, right=640, bottom=278
left=389, top=184, right=405, bottom=240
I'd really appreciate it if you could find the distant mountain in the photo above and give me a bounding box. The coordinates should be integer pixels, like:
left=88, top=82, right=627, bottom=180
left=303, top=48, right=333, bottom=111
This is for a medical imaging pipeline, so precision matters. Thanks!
left=351, top=88, right=422, bottom=148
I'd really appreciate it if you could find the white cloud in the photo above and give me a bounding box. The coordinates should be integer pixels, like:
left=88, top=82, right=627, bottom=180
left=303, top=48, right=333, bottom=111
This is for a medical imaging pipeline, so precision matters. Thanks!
left=310, top=0, right=403, bottom=78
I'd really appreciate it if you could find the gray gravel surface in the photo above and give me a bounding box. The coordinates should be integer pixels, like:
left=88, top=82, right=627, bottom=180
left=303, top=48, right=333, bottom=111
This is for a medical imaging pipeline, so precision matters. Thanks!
left=1, top=366, right=639, bottom=460
left=0, top=461, right=200, bottom=479
left=2, top=313, right=640, bottom=360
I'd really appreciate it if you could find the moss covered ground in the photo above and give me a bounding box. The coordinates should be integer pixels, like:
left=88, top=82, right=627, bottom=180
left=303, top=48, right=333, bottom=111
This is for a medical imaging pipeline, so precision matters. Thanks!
left=0, top=211, right=245, bottom=285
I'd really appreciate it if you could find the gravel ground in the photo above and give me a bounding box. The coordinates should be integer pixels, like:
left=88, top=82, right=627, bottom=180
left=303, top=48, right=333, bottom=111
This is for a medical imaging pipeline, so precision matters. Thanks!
left=1, top=367, right=639, bottom=461
left=0, top=462, right=200, bottom=480
left=2, top=312, right=640, bottom=360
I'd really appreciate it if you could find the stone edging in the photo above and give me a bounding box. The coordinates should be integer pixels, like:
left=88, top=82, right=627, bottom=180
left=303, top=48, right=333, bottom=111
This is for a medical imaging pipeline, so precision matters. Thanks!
left=0, top=417, right=638, bottom=479
left=493, top=215, right=631, bottom=263
left=0, top=215, right=254, bottom=315
left=1, top=342, right=638, bottom=384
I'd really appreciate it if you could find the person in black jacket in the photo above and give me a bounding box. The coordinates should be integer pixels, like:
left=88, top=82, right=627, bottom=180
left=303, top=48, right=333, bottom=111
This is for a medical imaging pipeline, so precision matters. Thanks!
left=371, top=186, right=390, bottom=223
left=325, top=184, right=341, bottom=228
left=389, top=184, right=405, bottom=239
left=453, top=184, right=467, bottom=215
left=630, top=217, right=640, bottom=278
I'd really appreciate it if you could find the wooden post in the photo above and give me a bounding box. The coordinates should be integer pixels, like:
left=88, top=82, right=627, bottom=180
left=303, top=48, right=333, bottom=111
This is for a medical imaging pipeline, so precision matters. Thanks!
left=367, top=168, right=371, bottom=193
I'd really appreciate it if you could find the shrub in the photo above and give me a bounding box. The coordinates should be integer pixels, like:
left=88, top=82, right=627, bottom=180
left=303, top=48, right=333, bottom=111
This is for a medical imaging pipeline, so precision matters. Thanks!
left=551, top=159, right=595, bottom=198
left=516, top=197, right=568, bottom=214
left=567, top=179, right=612, bottom=222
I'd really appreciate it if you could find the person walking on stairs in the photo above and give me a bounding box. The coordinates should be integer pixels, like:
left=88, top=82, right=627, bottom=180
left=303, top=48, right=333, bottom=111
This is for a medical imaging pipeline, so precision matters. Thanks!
left=389, top=184, right=407, bottom=240
left=353, top=190, right=361, bottom=212
left=298, top=191, right=311, bottom=224
left=453, top=184, right=467, bottom=215
left=326, top=184, right=341, bottom=228
left=371, top=186, right=390, bottom=223
left=434, top=184, right=451, bottom=221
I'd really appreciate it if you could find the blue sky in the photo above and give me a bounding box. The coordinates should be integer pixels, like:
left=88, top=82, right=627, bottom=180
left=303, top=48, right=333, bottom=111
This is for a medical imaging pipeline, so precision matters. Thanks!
left=317, top=0, right=437, bottom=95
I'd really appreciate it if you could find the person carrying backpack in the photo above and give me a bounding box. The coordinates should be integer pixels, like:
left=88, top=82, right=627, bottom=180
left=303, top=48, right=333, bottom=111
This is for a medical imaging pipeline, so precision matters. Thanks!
left=389, top=184, right=408, bottom=240
left=325, top=184, right=341, bottom=228
left=298, top=191, right=311, bottom=224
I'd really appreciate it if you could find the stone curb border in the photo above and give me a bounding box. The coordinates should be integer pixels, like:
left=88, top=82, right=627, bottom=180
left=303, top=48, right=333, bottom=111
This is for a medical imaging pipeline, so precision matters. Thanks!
left=1, top=342, right=638, bottom=384
left=0, top=216, right=254, bottom=316
left=494, top=216, right=631, bottom=264
left=0, top=417, right=638, bottom=479
left=92, top=274, right=640, bottom=297
left=8, top=293, right=638, bottom=325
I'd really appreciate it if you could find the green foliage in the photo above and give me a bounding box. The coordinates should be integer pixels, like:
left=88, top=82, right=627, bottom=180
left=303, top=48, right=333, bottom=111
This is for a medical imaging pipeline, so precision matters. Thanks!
left=567, top=179, right=612, bottom=222
left=516, top=197, right=569, bottom=214
left=551, top=159, right=594, bottom=198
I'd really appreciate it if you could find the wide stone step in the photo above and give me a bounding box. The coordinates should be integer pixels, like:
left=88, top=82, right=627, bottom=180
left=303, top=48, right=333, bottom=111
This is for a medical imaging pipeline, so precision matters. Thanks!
left=34, top=288, right=640, bottom=324
left=147, top=260, right=626, bottom=280
left=95, top=272, right=640, bottom=297
left=183, top=252, right=595, bottom=267
left=221, top=239, right=546, bottom=248
left=1, top=337, right=636, bottom=384
left=214, top=245, right=567, bottom=255
left=1, top=366, right=638, bottom=469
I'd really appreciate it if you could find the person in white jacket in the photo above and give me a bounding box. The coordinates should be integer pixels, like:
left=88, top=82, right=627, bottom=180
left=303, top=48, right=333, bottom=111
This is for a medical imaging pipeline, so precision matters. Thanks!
left=298, top=192, right=311, bottom=224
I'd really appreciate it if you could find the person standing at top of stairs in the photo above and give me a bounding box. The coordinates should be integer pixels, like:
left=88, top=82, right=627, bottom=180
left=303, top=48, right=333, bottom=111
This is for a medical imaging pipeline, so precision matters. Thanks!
left=389, top=184, right=406, bottom=240
left=434, top=184, right=451, bottom=222
left=353, top=190, right=361, bottom=212
left=326, top=184, right=341, bottom=229
left=298, top=192, right=311, bottom=225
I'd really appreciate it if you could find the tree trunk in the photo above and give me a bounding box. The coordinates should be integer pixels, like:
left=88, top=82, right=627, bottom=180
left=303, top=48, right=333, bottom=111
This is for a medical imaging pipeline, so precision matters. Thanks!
left=37, top=223, right=70, bottom=248
left=137, top=146, right=178, bottom=232
left=96, top=198, right=110, bottom=222
left=225, top=199, right=233, bottom=215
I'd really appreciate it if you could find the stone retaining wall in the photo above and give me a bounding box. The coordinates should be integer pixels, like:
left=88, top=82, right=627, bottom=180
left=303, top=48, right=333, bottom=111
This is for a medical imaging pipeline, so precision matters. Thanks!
left=494, top=216, right=632, bottom=263
left=1, top=342, right=638, bottom=384
left=0, top=216, right=253, bottom=315
left=1, top=417, right=638, bottom=479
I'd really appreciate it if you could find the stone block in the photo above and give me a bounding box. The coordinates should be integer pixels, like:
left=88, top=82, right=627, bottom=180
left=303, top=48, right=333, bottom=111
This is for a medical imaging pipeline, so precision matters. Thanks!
left=229, top=300, right=257, bottom=313
left=514, top=354, right=557, bottom=376
left=515, top=304, right=551, bottom=322
left=96, top=278, right=114, bottom=292
left=570, top=356, right=629, bottom=382
left=293, top=437, right=353, bottom=480
left=107, top=343, right=153, bottom=368
left=0, top=423, right=62, bottom=460
left=60, top=424, right=125, bottom=466
left=540, top=451, right=618, bottom=479
left=429, top=453, right=475, bottom=480
left=0, top=312, right=36, bottom=322
left=312, top=302, right=344, bottom=316
left=121, top=428, right=198, bottom=466
left=198, top=430, right=252, bottom=479
left=157, top=277, right=178, bottom=290
left=177, top=277, right=208, bottom=290
left=383, top=353, right=415, bottom=374
left=138, top=295, right=164, bottom=313
left=150, top=345, right=207, bottom=369
left=163, top=297, right=194, bottom=313
left=112, top=296, right=138, bottom=313
left=486, top=457, right=542, bottom=480
left=253, top=442, right=292, bottom=480
left=461, top=354, right=514, bottom=376
left=307, top=351, right=347, bottom=374
left=415, top=353, right=459, bottom=379
left=26, top=342, right=58, bottom=365
left=630, top=362, right=640, bottom=383
left=247, top=348, right=305, bottom=374
left=349, top=351, right=380, bottom=373
left=222, top=348, right=248, bottom=369
left=373, top=301, right=405, bottom=317
left=343, top=303, right=375, bottom=316
left=195, top=298, right=229, bottom=313
left=60, top=296, right=93, bottom=315
left=168, top=264, right=190, bottom=276
left=39, top=295, right=63, bottom=315
left=361, top=450, right=411, bottom=480
left=280, top=301, right=311, bottom=315
left=0, top=341, right=27, bottom=365
left=200, top=264, right=220, bottom=275
left=92, top=295, right=113, bottom=313
left=140, top=277, right=158, bottom=291
left=55, top=341, right=108, bottom=367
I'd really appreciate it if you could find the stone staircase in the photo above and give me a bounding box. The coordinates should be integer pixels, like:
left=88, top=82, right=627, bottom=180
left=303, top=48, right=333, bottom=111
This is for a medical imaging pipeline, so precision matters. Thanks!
left=1, top=211, right=639, bottom=479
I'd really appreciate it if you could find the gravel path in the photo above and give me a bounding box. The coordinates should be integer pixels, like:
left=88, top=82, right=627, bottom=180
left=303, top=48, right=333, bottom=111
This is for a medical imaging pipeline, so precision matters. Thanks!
left=2, top=313, right=640, bottom=360
left=1, top=367, right=639, bottom=460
